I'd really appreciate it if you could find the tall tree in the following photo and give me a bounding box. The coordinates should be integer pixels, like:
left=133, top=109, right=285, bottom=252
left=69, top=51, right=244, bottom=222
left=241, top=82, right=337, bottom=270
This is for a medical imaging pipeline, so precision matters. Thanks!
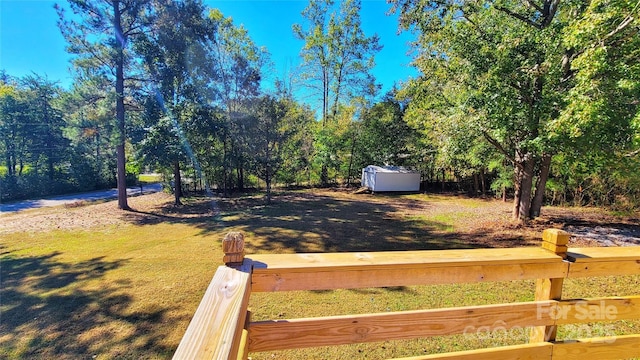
left=21, top=75, right=69, bottom=180
left=61, top=75, right=118, bottom=190
left=0, top=77, right=27, bottom=178
left=247, top=95, right=291, bottom=203
left=208, top=8, right=265, bottom=193
left=136, top=0, right=215, bottom=205
left=293, top=0, right=382, bottom=185
left=393, top=0, right=640, bottom=220
left=356, top=92, right=418, bottom=168
left=57, top=0, right=152, bottom=210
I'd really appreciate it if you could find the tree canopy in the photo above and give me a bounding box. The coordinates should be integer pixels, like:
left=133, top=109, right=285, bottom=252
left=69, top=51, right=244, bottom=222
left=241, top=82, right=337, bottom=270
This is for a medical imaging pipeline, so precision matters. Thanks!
left=1, top=0, right=639, bottom=216
left=391, top=0, right=640, bottom=219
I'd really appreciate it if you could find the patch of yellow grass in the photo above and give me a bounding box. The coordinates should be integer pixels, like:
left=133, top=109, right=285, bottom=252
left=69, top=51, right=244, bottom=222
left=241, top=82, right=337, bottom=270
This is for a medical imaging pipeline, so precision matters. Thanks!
left=2, top=190, right=638, bottom=359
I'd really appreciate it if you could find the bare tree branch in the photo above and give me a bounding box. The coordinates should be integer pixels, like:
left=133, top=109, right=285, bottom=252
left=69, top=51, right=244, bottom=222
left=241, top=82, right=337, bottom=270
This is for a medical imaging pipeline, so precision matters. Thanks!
left=602, top=15, right=635, bottom=44
left=481, top=131, right=528, bottom=174
left=541, top=0, right=560, bottom=27
left=625, top=148, right=640, bottom=157
left=495, top=6, right=543, bottom=29
left=523, top=0, right=543, bottom=13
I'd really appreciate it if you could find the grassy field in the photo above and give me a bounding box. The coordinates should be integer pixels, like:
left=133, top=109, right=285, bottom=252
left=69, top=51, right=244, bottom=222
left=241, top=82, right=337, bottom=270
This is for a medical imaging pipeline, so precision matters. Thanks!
left=138, top=173, right=162, bottom=183
left=1, top=189, right=638, bottom=359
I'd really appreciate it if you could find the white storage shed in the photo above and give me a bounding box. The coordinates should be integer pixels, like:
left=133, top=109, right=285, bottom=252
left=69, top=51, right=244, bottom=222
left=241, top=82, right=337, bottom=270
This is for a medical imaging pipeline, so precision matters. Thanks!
left=361, top=165, right=421, bottom=192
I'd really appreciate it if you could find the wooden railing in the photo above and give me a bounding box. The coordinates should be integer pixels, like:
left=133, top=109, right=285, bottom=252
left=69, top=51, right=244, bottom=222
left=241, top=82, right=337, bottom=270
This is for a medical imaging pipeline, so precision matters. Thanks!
left=173, top=229, right=640, bottom=359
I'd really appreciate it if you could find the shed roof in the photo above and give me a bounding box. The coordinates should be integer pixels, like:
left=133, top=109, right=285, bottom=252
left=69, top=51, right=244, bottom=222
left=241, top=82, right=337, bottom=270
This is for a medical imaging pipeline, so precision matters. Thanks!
left=363, top=165, right=418, bottom=174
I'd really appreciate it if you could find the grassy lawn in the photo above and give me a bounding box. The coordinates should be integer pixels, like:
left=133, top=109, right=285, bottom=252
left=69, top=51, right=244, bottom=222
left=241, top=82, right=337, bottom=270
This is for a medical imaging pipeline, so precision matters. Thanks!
left=138, top=173, right=162, bottom=183
left=1, top=190, right=638, bottom=359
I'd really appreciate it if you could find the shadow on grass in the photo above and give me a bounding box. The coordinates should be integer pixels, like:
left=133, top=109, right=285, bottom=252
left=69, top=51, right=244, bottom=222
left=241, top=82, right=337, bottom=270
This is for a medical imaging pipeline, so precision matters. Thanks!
left=122, top=191, right=534, bottom=253
left=0, top=251, right=178, bottom=359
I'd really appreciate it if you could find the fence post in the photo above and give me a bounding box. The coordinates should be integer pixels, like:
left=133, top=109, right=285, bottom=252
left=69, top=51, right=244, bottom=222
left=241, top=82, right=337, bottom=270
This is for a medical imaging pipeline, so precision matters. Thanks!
left=223, top=232, right=245, bottom=267
left=530, top=229, right=569, bottom=343
left=172, top=231, right=251, bottom=360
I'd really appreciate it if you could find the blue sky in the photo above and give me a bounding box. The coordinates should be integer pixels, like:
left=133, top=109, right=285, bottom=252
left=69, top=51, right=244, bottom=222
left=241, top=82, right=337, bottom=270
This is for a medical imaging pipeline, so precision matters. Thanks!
left=0, top=0, right=417, bottom=98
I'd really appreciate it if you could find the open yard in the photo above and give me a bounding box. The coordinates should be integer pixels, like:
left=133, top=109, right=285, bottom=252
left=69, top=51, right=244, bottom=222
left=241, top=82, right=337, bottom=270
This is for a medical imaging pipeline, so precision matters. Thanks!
left=1, top=189, right=639, bottom=359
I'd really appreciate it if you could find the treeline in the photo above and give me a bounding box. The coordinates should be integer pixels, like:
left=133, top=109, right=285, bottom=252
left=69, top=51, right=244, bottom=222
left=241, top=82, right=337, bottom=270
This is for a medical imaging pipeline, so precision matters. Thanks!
left=0, top=0, right=418, bottom=205
left=1, top=0, right=639, bottom=218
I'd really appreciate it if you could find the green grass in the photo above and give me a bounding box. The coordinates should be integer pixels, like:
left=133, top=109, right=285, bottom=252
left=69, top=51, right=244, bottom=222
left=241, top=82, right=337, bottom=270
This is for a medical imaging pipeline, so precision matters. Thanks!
left=1, top=190, right=638, bottom=359
left=0, top=222, right=222, bottom=359
left=138, top=173, right=161, bottom=183
left=247, top=276, right=640, bottom=359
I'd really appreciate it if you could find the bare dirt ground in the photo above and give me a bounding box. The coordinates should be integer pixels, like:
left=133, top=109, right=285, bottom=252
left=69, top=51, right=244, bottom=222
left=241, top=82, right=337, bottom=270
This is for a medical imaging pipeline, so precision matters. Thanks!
left=2, top=189, right=638, bottom=248
left=0, top=192, right=212, bottom=234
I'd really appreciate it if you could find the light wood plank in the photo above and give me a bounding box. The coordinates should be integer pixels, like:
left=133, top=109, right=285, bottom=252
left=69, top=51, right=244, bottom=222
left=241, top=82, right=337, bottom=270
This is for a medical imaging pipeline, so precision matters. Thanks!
left=551, top=334, right=640, bottom=360
left=250, top=247, right=563, bottom=272
left=530, top=230, right=569, bottom=342
left=236, top=329, right=249, bottom=360
left=530, top=278, right=564, bottom=342
left=251, top=262, right=567, bottom=292
left=248, top=301, right=556, bottom=352
left=555, top=296, right=640, bottom=325
left=543, top=229, right=570, bottom=246
left=173, top=266, right=251, bottom=360
left=567, top=247, right=640, bottom=262
left=392, top=342, right=553, bottom=360
left=568, top=260, right=640, bottom=277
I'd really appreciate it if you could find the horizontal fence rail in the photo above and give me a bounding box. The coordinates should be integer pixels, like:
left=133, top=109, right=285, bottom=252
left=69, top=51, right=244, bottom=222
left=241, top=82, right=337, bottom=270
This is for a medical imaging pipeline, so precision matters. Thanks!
left=173, top=229, right=640, bottom=360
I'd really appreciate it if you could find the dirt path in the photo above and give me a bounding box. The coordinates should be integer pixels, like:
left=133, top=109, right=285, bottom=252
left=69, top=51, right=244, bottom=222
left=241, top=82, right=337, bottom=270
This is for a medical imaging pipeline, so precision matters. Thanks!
left=0, top=183, right=162, bottom=213
left=1, top=190, right=638, bottom=247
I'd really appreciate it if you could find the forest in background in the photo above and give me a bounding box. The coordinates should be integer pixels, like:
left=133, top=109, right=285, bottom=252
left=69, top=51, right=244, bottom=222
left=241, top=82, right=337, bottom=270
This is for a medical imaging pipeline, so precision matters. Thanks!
left=1, top=0, right=639, bottom=220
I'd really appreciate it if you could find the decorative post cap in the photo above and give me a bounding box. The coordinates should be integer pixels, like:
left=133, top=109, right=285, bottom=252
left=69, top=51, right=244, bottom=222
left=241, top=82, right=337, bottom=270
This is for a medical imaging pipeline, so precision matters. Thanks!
left=541, top=229, right=570, bottom=258
left=223, top=232, right=245, bottom=266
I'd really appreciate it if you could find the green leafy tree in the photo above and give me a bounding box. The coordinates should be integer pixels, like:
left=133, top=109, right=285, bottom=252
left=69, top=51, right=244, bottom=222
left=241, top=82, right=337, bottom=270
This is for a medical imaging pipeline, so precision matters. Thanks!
left=246, top=95, right=292, bottom=203
left=135, top=0, right=215, bottom=204
left=209, top=8, right=266, bottom=193
left=356, top=92, right=418, bottom=168
left=61, top=75, right=118, bottom=190
left=21, top=75, right=69, bottom=181
left=293, top=0, right=382, bottom=185
left=0, top=77, right=29, bottom=178
left=393, top=0, right=640, bottom=220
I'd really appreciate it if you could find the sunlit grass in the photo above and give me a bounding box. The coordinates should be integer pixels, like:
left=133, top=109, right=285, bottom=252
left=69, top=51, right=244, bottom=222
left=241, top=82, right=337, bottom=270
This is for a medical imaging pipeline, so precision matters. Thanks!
left=0, top=223, right=223, bottom=359
left=138, top=173, right=161, bottom=183
left=248, top=276, right=640, bottom=359
left=1, top=190, right=638, bottom=359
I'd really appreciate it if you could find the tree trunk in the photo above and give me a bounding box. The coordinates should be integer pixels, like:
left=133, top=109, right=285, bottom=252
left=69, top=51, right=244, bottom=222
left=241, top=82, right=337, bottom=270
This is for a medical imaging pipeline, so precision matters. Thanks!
left=237, top=161, right=244, bottom=192
left=173, top=160, right=182, bottom=205
left=473, top=173, right=479, bottom=196
left=114, top=0, right=129, bottom=210
left=265, top=175, right=271, bottom=204
left=222, top=137, right=229, bottom=197
left=512, top=155, right=523, bottom=219
left=346, top=133, right=356, bottom=187
left=5, top=151, right=12, bottom=177
left=321, top=164, right=329, bottom=187
left=530, top=153, right=552, bottom=218
left=514, top=153, right=536, bottom=221
left=480, top=168, right=486, bottom=196
left=116, top=144, right=128, bottom=208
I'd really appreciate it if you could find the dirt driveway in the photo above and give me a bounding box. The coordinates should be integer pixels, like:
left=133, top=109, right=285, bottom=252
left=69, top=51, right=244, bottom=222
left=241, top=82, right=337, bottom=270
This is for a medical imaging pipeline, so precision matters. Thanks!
left=1, top=189, right=638, bottom=248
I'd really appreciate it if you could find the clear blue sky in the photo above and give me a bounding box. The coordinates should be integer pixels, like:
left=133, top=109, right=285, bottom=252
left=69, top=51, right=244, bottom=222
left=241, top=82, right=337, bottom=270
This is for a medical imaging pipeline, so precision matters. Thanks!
left=0, top=0, right=417, bottom=99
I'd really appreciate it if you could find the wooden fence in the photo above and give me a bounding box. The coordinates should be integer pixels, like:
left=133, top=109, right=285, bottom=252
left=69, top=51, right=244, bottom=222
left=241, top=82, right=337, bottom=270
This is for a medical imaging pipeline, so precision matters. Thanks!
left=173, top=229, right=640, bottom=359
